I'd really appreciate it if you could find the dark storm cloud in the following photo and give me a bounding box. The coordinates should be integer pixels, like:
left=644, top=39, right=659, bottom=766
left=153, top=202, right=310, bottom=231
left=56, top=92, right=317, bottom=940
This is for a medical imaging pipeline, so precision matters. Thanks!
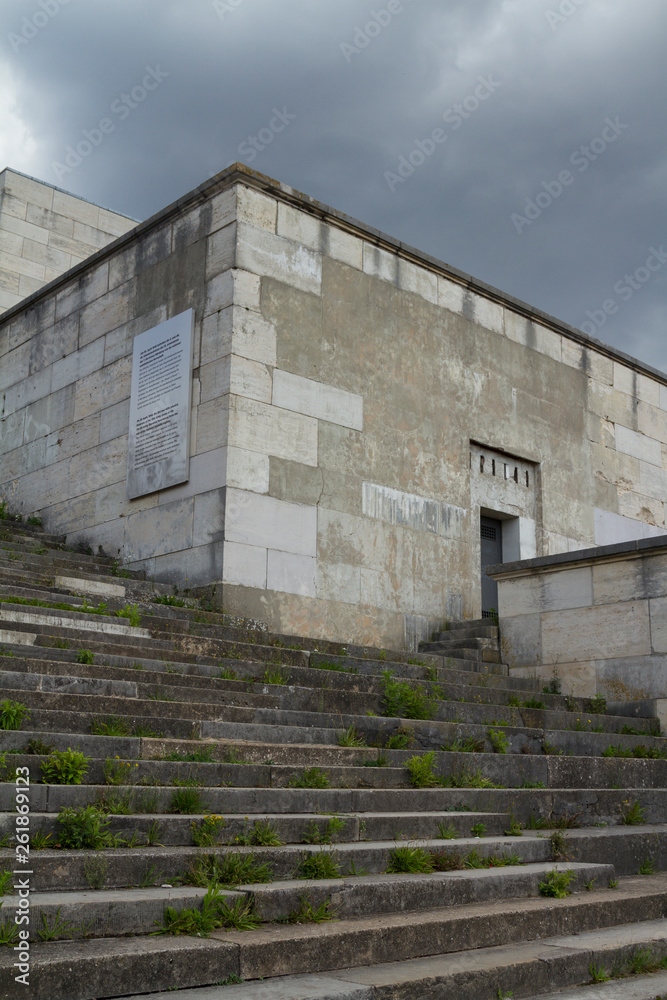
left=1, top=0, right=665, bottom=370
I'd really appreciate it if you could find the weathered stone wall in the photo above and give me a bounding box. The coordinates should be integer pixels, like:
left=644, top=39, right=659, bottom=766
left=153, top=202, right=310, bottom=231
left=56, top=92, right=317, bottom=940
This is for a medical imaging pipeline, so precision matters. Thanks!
left=0, top=169, right=136, bottom=313
left=489, top=538, right=667, bottom=700
left=1, top=165, right=667, bottom=648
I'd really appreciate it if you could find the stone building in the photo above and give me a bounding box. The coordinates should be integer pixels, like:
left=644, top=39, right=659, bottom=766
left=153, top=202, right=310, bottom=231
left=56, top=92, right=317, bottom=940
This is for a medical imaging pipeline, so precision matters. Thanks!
left=1, top=162, right=666, bottom=649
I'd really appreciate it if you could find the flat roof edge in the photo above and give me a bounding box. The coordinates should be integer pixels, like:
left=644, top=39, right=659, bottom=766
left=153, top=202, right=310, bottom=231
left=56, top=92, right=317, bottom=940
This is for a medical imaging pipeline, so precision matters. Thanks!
left=1, top=162, right=665, bottom=385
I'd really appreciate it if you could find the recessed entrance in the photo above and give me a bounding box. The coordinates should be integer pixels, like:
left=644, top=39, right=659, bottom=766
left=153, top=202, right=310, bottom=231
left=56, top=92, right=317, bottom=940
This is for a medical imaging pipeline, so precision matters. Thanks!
left=480, top=516, right=502, bottom=617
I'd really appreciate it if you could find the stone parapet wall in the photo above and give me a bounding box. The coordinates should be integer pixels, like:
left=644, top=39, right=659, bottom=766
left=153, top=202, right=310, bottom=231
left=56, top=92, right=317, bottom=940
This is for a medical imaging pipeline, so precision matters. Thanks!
left=489, top=537, right=667, bottom=698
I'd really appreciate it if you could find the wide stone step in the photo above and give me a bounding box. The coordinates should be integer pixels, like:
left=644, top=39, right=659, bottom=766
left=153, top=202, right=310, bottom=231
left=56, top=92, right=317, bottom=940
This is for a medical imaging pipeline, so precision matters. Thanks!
left=17, top=862, right=612, bottom=942
left=0, top=656, right=588, bottom=717
left=0, top=835, right=551, bottom=891
left=9, top=785, right=667, bottom=830
left=15, top=808, right=510, bottom=848
left=11, top=877, right=667, bottom=1000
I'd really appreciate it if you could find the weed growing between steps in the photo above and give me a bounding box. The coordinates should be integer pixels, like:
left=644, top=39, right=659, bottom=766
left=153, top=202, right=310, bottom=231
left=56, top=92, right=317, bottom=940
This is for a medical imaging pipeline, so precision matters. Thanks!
left=155, top=887, right=259, bottom=936
left=621, top=799, right=647, bottom=824
left=406, top=752, right=501, bottom=789
left=603, top=743, right=667, bottom=758
left=381, top=671, right=439, bottom=720
left=232, top=819, right=283, bottom=847
left=0, top=699, right=29, bottom=730
left=302, top=816, right=345, bottom=844
left=296, top=851, right=342, bottom=879
left=90, top=716, right=163, bottom=738
left=589, top=947, right=667, bottom=985
left=83, top=856, right=109, bottom=889
left=282, top=894, right=338, bottom=924
left=170, top=788, right=209, bottom=813
left=427, top=848, right=524, bottom=871
left=182, top=853, right=273, bottom=888
left=441, top=736, right=485, bottom=753
left=488, top=729, right=510, bottom=753
left=539, top=869, right=575, bottom=897
left=337, top=725, right=367, bottom=747
left=288, top=767, right=330, bottom=788
left=41, top=748, right=90, bottom=784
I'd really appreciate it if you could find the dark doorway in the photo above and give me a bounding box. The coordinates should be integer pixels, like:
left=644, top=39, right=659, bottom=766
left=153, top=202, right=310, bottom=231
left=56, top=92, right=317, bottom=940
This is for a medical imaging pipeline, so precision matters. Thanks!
left=480, top=516, right=502, bottom=617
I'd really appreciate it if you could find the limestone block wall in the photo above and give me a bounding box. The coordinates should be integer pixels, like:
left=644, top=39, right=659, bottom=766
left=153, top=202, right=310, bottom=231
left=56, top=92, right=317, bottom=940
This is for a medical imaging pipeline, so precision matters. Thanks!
left=489, top=538, right=667, bottom=699
left=2, top=164, right=667, bottom=648
left=0, top=169, right=136, bottom=313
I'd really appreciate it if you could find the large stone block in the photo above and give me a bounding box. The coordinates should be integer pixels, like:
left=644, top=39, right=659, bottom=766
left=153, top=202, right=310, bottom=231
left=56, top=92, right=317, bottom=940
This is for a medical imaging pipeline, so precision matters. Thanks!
left=195, top=398, right=229, bottom=455
left=230, top=355, right=272, bottom=404
left=0, top=341, right=30, bottom=391
left=99, top=398, right=130, bottom=445
left=124, top=498, right=194, bottom=561
left=68, top=437, right=126, bottom=496
left=1, top=213, right=49, bottom=245
left=45, top=413, right=100, bottom=465
left=73, top=356, right=132, bottom=421
left=316, top=561, right=362, bottom=605
left=5, top=172, right=54, bottom=211
left=542, top=601, right=651, bottom=663
left=206, top=223, right=236, bottom=280
left=24, top=384, right=75, bottom=441
left=222, top=539, right=267, bottom=588
left=224, top=488, right=317, bottom=557
left=615, top=424, right=662, bottom=467
left=272, top=370, right=363, bottom=430
left=500, top=613, right=542, bottom=668
left=232, top=309, right=277, bottom=366
left=51, top=339, right=105, bottom=393
left=236, top=223, right=321, bottom=295
left=79, top=282, right=135, bottom=347
left=228, top=396, right=318, bottom=466
left=473, top=295, right=504, bottom=335
left=3, top=366, right=51, bottom=417
left=193, top=488, right=225, bottom=547
left=157, top=447, right=226, bottom=504
left=226, top=446, right=269, bottom=493
left=267, top=549, right=316, bottom=597
left=149, top=541, right=223, bottom=589
left=51, top=189, right=99, bottom=228
left=55, top=263, right=109, bottom=321
left=397, top=259, right=438, bottom=304
left=650, top=596, right=667, bottom=653
left=237, top=186, right=277, bottom=232
left=29, top=314, right=78, bottom=375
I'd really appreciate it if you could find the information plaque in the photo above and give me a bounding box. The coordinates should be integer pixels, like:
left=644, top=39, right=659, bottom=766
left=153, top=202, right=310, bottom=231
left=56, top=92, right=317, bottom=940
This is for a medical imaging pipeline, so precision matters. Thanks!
left=126, top=309, right=193, bottom=499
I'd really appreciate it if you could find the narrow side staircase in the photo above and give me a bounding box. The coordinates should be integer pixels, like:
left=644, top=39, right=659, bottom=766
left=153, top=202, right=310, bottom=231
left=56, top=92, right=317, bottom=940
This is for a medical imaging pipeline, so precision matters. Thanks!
left=0, top=516, right=666, bottom=1000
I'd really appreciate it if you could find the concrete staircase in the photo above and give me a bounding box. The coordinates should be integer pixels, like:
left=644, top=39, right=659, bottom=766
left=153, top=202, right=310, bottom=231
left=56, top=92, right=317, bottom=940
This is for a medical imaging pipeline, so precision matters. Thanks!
left=1, top=518, right=667, bottom=1000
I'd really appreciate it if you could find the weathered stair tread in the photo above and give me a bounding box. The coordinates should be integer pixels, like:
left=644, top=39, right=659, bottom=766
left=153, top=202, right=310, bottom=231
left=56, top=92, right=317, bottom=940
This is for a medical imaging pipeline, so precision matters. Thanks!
left=0, top=933, right=236, bottom=1000
left=524, top=972, right=667, bottom=999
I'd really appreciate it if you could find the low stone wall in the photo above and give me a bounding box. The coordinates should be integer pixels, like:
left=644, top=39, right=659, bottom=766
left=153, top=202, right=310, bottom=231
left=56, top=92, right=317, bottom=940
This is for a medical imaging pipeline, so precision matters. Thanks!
left=488, top=536, right=667, bottom=699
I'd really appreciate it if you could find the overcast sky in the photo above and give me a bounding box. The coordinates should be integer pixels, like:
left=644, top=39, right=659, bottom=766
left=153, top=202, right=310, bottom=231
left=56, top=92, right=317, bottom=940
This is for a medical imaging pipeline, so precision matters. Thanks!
left=2, top=0, right=666, bottom=373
